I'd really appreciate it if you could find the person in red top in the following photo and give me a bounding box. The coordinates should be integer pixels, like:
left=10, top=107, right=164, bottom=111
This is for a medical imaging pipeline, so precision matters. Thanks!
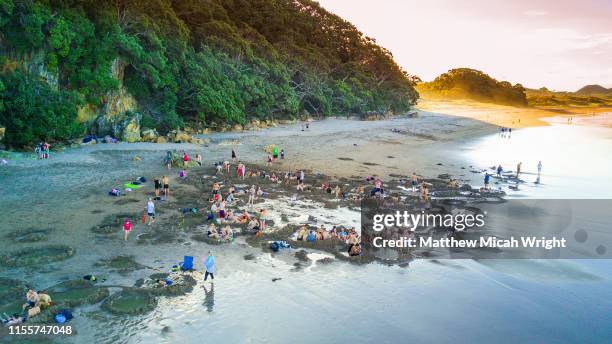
left=183, top=152, right=189, bottom=167
left=123, top=218, right=132, bottom=241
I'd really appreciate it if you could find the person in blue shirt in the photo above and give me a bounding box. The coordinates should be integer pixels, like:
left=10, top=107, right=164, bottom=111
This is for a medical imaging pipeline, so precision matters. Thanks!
left=204, top=251, right=215, bottom=282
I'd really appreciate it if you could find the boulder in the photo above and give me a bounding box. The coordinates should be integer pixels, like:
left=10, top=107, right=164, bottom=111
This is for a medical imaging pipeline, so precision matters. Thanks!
left=232, top=124, right=243, bottom=131
left=119, top=113, right=141, bottom=143
left=93, top=111, right=141, bottom=143
left=0, top=127, right=5, bottom=142
left=167, top=130, right=192, bottom=143
left=141, top=128, right=159, bottom=142
left=156, top=136, right=168, bottom=144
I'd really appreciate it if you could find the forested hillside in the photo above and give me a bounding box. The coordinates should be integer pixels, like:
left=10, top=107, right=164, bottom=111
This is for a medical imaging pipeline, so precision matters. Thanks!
left=416, top=68, right=527, bottom=106
left=0, top=0, right=419, bottom=147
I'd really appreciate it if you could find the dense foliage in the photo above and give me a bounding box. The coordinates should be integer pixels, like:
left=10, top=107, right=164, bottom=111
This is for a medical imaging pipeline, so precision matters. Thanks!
left=0, top=0, right=418, bottom=147
left=417, top=68, right=527, bottom=106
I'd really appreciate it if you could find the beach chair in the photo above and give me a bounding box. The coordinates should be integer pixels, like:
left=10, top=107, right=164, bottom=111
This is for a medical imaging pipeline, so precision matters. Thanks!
left=180, top=256, right=194, bottom=271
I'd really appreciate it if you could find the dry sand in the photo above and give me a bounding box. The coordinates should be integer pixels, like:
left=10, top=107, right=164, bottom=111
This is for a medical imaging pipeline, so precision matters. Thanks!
left=416, top=98, right=612, bottom=128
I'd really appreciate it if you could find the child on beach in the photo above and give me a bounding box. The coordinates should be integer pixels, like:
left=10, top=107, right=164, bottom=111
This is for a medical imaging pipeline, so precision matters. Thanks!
left=123, top=218, right=132, bottom=241
left=484, top=173, right=491, bottom=190
left=204, top=252, right=215, bottom=282
left=146, top=198, right=156, bottom=225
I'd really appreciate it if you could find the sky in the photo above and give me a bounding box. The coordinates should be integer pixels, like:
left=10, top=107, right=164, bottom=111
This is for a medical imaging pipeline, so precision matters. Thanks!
left=316, top=0, right=612, bottom=91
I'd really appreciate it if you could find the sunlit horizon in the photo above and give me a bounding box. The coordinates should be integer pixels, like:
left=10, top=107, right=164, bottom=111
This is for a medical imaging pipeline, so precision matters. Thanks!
left=317, top=0, right=612, bottom=92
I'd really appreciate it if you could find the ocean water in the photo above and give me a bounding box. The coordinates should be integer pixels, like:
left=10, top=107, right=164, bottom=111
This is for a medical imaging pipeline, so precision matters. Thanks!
left=0, top=115, right=611, bottom=343
left=463, top=118, right=612, bottom=199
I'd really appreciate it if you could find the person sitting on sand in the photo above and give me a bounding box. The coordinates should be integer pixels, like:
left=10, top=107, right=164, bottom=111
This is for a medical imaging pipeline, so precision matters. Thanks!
left=297, top=225, right=308, bottom=241
left=419, top=182, right=429, bottom=202
left=37, top=291, right=52, bottom=309
left=334, top=185, right=341, bottom=199
left=248, top=218, right=260, bottom=232
left=226, top=190, right=235, bottom=204
left=207, top=224, right=218, bottom=238
left=448, top=179, right=459, bottom=188
left=349, top=243, right=362, bottom=256
left=411, top=172, right=418, bottom=192
left=179, top=169, right=187, bottom=179
left=306, top=230, right=316, bottom=242
left=23, top=289, right=39, bottom=310
left=257, top=186, right=265, bottom=198
left=238, top=210, right=250, bottom=223
left=270, top=173, right=278, bottom=183
left=218, top=200, right=227, bottom=221
left=337, top=228, right=348, bottom=241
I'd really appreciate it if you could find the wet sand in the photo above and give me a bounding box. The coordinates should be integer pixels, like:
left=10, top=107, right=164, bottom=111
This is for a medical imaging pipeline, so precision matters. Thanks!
left=1, top=112, right=611, bottom=343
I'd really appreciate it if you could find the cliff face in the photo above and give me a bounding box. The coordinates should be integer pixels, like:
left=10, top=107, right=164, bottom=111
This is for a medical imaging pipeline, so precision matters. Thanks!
left=0, top=0, right=419, bottom=147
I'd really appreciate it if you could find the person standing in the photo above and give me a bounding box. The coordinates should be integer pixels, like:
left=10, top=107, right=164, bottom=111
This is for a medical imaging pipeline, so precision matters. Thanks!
left=484, top=173, right=491, bottom=190
left=537, top=161, right=542, bottom=175
left=280, top=149, right=285, bottom=159
left=516, top=162, right=522, bottom=178
left=146, top=198, right=156, bottom=225
left=182, top=152, right=189, bottom=167
left=231, top=146, right=237, bottom=162
left=204, top=251, right=215, bottom=282
left=123, top=218, right=132, bottom=241
left=154, top=178, right=161, bottom=197
left=272, top=146, right=279, bottom=160
left=162, top=175, right=170, bottom=197
left=496, top=165, right=503, bottom=177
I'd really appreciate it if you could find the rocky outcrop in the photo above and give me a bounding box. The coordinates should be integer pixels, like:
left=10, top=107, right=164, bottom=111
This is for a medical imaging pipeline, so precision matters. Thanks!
left=167, top=130, right=206, bottom=144
left=141, top=129, right=159, bottom=142
left=0, top=127, right=5, bottom=142
left=92, top=111, right=141, bottom=143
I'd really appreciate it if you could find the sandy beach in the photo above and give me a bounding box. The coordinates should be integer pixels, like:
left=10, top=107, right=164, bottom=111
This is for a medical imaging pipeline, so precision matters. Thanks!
left=417, top=98, right=612, bottom=128
left=1, top=109, right=611, bottom=343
